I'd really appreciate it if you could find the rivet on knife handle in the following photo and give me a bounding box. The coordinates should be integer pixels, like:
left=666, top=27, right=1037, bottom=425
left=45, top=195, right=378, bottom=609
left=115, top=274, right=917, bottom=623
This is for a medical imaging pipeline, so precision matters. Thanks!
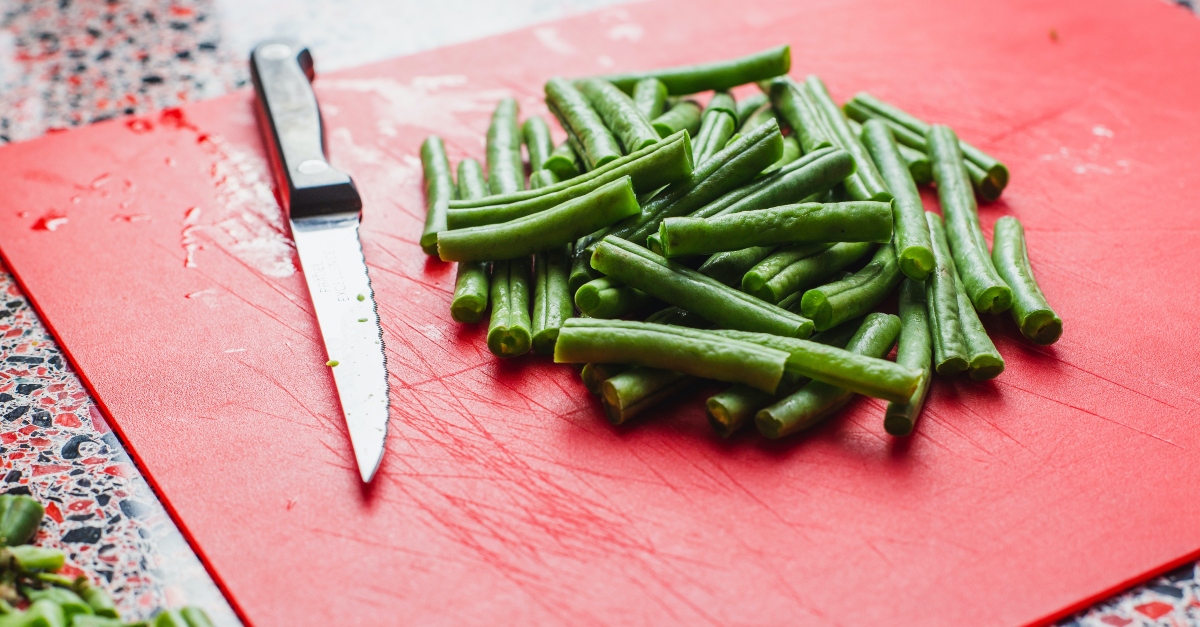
left=249, top=39, right=362, bottom=219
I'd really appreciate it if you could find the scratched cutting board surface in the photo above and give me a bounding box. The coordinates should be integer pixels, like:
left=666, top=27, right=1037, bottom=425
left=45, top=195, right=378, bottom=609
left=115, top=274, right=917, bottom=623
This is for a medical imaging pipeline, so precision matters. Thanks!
left=2, top=0, right=1200, bottom=624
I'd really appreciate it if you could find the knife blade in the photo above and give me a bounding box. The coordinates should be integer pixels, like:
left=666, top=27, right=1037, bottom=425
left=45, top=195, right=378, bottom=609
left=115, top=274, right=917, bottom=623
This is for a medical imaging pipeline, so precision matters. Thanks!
left=249, top=40, right=389, bottom=482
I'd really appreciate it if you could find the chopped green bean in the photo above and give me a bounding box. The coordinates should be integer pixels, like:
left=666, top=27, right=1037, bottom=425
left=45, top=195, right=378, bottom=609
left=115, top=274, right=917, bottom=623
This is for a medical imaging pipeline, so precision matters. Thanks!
left=659, top=201, right=893, bottom=257
left=689, top=147, right=854, bottom=220
left=545, top=77, right=623, bottom=169
left=438, top=177, right=640, bottom=262
left=79, top=584, right=118, bottom=619
left=805, top=76, right=891, bottom=202
left=605, top=119, right=784, bottom=247
left=739, top=103, right=778, bottom=134
left=756, top=313, right=902, bottom=438
left=899, top=143, right=932, bottom=185
left=581, top=363, right=628, bottom=395
left=544, top=141, right=582, bottom=180
left=741, top=243, right=833, bottom=302
left=850, top=92, right=1008, bottom=197
left=925, top=212, right=970, bottom=376
left=735, top=93, right=770, bottom=127
left=155, top=610, right=188, bottom=627
left=590, top=236, right=813, bottom=337
left=528, top=169, right=559, bottom=190
left=706, top=321, right=859, bottom=437
left=705, top=91, right=737, bottom=117
left=651, top=100, right=702, bottom=138
left=860, top=119, right=935, bottom=281
left=23, top=587, right=91, bottom=621
left=927, top=125, right=1012, bottom=314
left=632, top=78, right=669, bottom=120
left=601, top=368, right=691, bottom=424
left=456, top=158, right=487, bottom=201
left=532, top=246, right=573, bottom=354
left=419, top=135, right=454, bottom=255
left=574, top=276, right=654, bottom=319
left=0, top=494, right=43, bottom=546
left=522, top=116, right=555, bottom=173
left=800, top=243, right=902, bottom=331
left=569, top=246, right=603, bottom=293
left=991, top=216, right=1062, bottom=345
left=451, top=262, right=489, bottom=323
left=950, top=251, right=1005, bottom=380
left=766, top=77, right=834, bottom=154
left=445, top=130, right=691, bottom=227
left=487, top=258, right=532, bottom=357
left=8, top=545, right=65, bottom=572
left=181, top=607, right=215, bottom=627
left=760, top=136, right=801, bottom=176
left=26, top=599, right=66, bottom=627
left=486, top=98, right=524, bottom=195
left=577, top=78, right=660, bottom=154
left=747, top=242, right=874, bottom=304
left=554, top=319, right=790, bottom=393
left=600, top=45, right=791, bottom=95
left=697, top=246, right=776, bottom=287
left=694, top=107, right=737, bottom=165
left=884, top=279, right=934, bottom=436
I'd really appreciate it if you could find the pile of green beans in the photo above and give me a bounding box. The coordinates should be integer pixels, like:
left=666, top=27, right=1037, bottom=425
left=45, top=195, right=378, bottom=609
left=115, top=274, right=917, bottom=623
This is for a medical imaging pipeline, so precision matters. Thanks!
left=416, top=47, right=1061, bottom=437
left=0, top=494, right=214, bottom=627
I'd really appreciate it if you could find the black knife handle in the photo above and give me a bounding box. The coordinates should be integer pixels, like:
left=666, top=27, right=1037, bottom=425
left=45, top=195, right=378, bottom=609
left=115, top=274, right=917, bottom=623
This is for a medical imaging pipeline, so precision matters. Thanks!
left=250, top=40, right=362, bottom=219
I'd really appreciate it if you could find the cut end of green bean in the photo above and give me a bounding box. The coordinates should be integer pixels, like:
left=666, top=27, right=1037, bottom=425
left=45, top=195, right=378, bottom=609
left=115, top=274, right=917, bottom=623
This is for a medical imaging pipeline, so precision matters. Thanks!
left=974, top=285, right=1014, bottom=315
left=532, top=329, right=560, bottom=355
left=1021, top=310, right=1064, bottom=345
left=884, top=413, right=916, bottom=437
left=935, top=357, right=969, bottom=377
left=488, top=326, right=532, bottom=358
left=706, top=400, right=739, bottom=439
left=898, top=246, right=935, bottom=282
left=968, top=355, right=1005, bottom=381
left=799, top=290, right=833, bottom=331
left=450, top=295, right=487, bottom=324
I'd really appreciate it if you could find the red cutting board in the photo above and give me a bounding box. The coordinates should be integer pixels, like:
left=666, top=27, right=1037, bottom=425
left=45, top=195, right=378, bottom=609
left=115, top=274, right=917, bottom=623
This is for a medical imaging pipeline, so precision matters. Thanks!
left=2, top=0, right=1200, bottom=624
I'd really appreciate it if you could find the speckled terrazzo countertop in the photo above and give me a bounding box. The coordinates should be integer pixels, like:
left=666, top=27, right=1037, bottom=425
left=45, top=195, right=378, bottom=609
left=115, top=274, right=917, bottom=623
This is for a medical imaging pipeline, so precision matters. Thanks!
left=1, top=1, right=1198, bottom=625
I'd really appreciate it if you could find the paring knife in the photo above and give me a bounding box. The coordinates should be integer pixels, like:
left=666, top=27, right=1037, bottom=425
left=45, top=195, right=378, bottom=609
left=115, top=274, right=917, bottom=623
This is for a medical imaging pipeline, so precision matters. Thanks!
left=250, top=40, right=389, bottom=482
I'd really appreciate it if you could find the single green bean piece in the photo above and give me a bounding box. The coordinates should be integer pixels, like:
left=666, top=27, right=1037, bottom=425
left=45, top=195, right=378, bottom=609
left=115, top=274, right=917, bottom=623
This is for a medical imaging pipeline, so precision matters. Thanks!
left=991, top=216, right=1062, bottom=345
left=590, top=236, right=813, bottom=337
left=735, top=93, right=770, bottom=127
left=544, top=141, right=583, bottom=181
left=689, top=147, right=855, bottom=220
left=155, top=609, right=189, bottom=627
left=696, top=246, right=776, bottom=287
left=850, top=92, right=1009, bottom=196
left=486, top=98, right=525, bottom=195
left=8, top=545, right=65, bottom=572
left=24, top=587, right=90, bottom=621
left=438, top=177, right=640, bottom=262
left=659, top=201, right=893, bottom=257
left=805, top=76, right=890, bottom=202
left=644, top=305, right=710, bottom=328
left=756, top=313, right=901, bottom=438
left=766, top=77, right=834, bottom=153
left=532, top=247, right=573, bottom=354
left=554, top=318, right=790, bottom=393
left=601, top=368, right=691, bottom=425
left=487, top=258, right=533, bottom=357
left=777, top=270, right=852, bottom=312
left=577, top=78, right=660, bottom=154
left=569, top=244, right=603, bottom=293
left=528, top=169, right=559, bottom=190
left=581, top=363, right=628, bottom=395
left=456, top=158, right=488, bottom=201
left=0, top=494, right=44, bottom=546
left=761, top=136, right=801, bottom=176
left=546, top=77, right=623, bottom=169
left=694, top=109, right=737, bottom=165
left=899, top=143, right=932, bottom=185
left=884, top=279, right=934, bottom=436
left=706, top=320, right=859, bottom=437
left=451, top=262, right=489, bottom=323
left=801, top=243, right=902, bottom=331
left=79, top=584, right=118, bottom=619
left=600, top=45, right=791, bottom=95
left=419, top=135, right=455, bottom=255
left=26, top=599, right=66, bottom=627
left=651, top=100, right=703, bottom=138
left=741, top=243, right=832, bottom=301
left=705, top=91, right=737, bottom=117
left=925, top=212, right=970, bottom=376
left=445, top=130, right=691, bottom=227
left=860, top=119, right=935, bottom=281
left=522, top=116, right=555, bottom=175
left=950, top=252, right=1005, bottom=381
left=605, top=119, right=784, bottom=247
left=927, top=125, right=1012, bottom=314
left=632, top=78, right=669, bottom=120
left=574, top=276, right=655, bottom=319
